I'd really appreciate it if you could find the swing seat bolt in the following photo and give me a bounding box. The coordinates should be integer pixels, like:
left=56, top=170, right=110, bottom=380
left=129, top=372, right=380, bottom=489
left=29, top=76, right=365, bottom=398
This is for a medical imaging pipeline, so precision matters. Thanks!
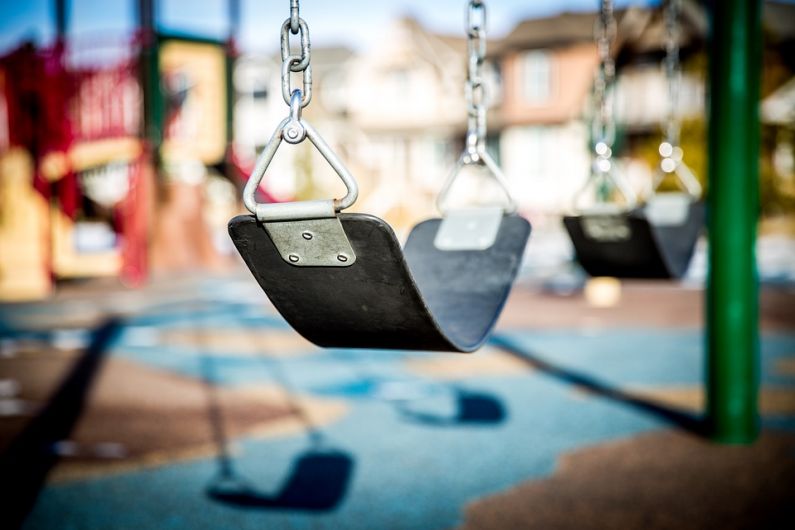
left=337, top=253, right=348, bottom=263
left=302, top=231, right=313, bottom=240
left=288, top=254, right=300, bottom=263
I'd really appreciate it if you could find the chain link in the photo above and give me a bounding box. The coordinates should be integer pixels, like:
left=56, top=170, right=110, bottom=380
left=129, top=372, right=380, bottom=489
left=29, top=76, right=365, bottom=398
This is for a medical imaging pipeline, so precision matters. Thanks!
left=289, top=0, right=300, bottom=34
left=465, top=0, right=487, bottom=161
left=662, top=0, right=681, bottom=152
left=280, top=0, right=312, bottom=107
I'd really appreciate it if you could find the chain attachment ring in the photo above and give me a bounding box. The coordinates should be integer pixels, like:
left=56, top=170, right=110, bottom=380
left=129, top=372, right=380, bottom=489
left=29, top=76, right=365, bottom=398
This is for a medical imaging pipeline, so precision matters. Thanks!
left=283, top=89, right=307, bottom=144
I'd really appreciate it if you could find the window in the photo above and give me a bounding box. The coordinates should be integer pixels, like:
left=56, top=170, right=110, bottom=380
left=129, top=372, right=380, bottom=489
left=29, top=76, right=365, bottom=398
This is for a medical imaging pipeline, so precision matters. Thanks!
left=521, top=51, right=551, bottom=104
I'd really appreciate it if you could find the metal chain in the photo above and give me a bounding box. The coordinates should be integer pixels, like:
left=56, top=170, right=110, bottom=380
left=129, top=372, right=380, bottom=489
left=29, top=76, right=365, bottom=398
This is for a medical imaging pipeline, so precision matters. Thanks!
left=242, top=0, right=359, bottom=221
left=654, top=0, right=701, bottom=197
left=573, top=0, right=637, bottom=209
left=592, top=0, right=616, bottom=173
left=437, top=0, right=517, bottom=213
left=659, top=0, right=681, bottom=172
left=280, top=0, right=312, bottom=107
left=465, top=0, right=487, bottom=162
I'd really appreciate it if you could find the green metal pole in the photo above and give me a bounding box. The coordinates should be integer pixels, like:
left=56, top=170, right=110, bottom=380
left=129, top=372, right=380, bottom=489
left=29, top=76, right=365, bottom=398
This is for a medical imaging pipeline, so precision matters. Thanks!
left=706, top=0, right=762, bottom=443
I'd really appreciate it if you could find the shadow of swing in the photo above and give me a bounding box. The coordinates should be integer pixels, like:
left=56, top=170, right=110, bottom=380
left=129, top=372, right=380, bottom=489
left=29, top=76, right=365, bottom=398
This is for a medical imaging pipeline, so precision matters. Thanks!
left=396, top=388, right=507, bottom=426
left=205, top=448, right=354, bottom=512
left=320, top=348, right=508, bottom=427
left=0, top=318, right=124, bottom=530
left=489, top=334, right=707, bottom=436
left=193, top=319, right=355, bottom=513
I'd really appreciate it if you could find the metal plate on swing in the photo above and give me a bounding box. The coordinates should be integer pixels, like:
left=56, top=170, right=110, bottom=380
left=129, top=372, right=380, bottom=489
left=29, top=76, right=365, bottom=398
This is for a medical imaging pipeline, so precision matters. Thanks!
left=581, top=215, right=632, bottom=242
left=433, top=206, right=504, bottom=251
left=264, top=217, right=356, bottom=267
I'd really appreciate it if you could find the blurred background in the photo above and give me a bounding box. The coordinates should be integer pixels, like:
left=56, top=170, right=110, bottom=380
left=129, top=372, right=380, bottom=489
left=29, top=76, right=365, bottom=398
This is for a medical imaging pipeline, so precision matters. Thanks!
left=0, top=0, right=792, bottom=293
left=0, top=1, right=794, bottom=529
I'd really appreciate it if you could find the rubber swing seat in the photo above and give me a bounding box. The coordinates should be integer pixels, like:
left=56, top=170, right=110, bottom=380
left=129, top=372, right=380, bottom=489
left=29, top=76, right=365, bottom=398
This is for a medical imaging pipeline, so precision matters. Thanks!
left=229, top=213, right=530, bottom=352
left=563, top=200, right=704, bottom=279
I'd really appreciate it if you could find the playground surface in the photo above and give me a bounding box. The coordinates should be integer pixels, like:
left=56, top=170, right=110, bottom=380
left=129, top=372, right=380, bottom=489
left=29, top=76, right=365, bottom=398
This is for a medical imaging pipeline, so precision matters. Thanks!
left=1, top=273, right=794, bottom=529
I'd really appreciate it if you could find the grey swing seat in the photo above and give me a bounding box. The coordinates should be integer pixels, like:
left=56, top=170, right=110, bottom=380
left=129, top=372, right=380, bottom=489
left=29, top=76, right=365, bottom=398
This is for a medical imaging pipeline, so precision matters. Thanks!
left=565, top=0, right=704, bottom=281
left=229, top=91, right=530, bottom=353
left=230, top=213, right=529, bottom=352
left=563, top=197, right=703, bottom=279
left=563, top=140, right=704, bottom=281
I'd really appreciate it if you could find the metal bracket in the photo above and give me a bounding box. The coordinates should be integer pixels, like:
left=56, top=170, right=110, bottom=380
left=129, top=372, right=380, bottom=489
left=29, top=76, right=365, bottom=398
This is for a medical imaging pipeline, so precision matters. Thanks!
left=434, top=206, right=503, bottom=251
left=581, top=215, right=632, bottom=242
left=242, top=89, right=358, bottom=223
left=436, top=151, right=518, bottom=215
left=644, top=192, right=691, bottom=227
left=573, top=166, right=638, bottom=212
left=264, top=217, right=356, bottom=267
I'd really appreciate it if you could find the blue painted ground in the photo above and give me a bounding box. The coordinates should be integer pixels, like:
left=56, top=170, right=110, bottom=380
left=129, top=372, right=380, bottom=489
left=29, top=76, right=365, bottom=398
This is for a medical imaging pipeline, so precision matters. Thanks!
left=4, top=281, right=794, bottom=530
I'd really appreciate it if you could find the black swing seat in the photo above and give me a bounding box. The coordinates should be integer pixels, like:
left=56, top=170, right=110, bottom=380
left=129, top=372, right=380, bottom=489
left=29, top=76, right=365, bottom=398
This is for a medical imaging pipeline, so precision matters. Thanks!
left=229, top=213, right=530, bottom=352
left=563, top=198, right=704, bottom=279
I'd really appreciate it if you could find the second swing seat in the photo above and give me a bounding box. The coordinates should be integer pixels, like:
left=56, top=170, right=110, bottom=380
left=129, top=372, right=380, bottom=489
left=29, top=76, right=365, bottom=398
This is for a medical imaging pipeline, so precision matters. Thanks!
left=563, top=196, right=704, bottom=279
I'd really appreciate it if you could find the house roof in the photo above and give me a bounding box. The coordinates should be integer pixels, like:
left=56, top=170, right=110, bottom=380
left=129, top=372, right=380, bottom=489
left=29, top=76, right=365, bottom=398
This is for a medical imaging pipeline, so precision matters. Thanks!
left=495, top=11, right=600, bottom=53
left=621, top=0, right=707, bottom=56
left=493, top=4, right=707, bottom=58
left=494, top=1, right=795, bottom=58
